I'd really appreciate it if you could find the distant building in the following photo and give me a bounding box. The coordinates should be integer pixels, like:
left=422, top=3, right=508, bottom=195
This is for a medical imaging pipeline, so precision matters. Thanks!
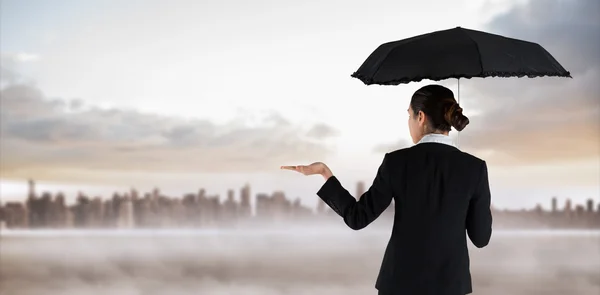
left=271, top=191, right=291, bottom=221
left=223, top=190, right=238, bottom=224
left=169, top=198, right=185, bottom=227
left=27, top=179, right=36, bottom=199
left=52, top=193, right=68, bottom=228
left=73, top=193, right=91, bottom=228
left=118, top=197, right=134, bottom=229
left=26, top=179, right=41, bottom=228
left=207, top=195, right=221, bottom=225
left=256, top=193, right=271, bottom=219
left=240, top=184, right=252, bottom=218
left=198, top=189, right=210, bottom=226
left=586, top=199, right=594, bottom=213
left=2, top=202, right=28, bottom=228
left=564, top=199, right=572, bottom=215
left=90, top=197, right=104, bottom=227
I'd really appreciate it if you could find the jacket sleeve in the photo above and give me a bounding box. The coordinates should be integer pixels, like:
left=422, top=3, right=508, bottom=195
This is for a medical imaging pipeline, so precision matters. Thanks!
left=316, top=153, right=394, bottom=230
left=466, top=161, right=493, bottom=248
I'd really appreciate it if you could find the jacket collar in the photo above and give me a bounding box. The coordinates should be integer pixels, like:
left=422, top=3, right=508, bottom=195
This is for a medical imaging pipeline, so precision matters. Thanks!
left=417, top=134, right=456, bottom=148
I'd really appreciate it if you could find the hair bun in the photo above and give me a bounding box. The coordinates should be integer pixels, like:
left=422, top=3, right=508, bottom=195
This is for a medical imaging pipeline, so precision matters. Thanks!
left=444, top=102, right=470, bottom=131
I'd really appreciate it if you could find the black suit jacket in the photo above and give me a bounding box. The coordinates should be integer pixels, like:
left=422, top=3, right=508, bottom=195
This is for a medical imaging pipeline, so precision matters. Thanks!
left=317, top=142, right=493, bottom=295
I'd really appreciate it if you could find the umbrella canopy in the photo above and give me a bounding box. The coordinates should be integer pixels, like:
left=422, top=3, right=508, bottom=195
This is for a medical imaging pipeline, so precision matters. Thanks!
left=351, top=27, right=571, bottom=85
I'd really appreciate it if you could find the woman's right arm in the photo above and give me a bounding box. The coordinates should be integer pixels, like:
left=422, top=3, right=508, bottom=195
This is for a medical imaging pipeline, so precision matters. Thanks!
left=466, top=161, right=493, bottom=248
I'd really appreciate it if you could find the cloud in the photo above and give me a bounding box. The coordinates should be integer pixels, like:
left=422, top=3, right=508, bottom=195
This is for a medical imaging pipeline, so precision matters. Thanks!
left=1, top=52, right=39, bottom=87
left=0, top=66, right=20, bottom=85
left=0, top=84, right=339, bottom=178
left=13, top=52, right=40, bottom=62
left=306, top=123, right=339, bottom=140
left=1, top=52, right=41, bottom=64
left=374, top=0, right=600, bottom=165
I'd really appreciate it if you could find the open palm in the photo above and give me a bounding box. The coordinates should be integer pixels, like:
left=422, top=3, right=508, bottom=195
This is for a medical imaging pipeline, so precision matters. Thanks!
left=280, top=162, right=327, bottom=176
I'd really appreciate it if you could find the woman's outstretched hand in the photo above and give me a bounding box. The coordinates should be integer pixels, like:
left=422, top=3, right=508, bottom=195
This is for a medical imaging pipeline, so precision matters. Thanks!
left=280, top=162, right=333, bottom=180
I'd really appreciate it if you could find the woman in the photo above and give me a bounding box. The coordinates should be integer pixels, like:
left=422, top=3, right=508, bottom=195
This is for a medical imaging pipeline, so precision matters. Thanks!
left=281, top=84, right=493, bottom=295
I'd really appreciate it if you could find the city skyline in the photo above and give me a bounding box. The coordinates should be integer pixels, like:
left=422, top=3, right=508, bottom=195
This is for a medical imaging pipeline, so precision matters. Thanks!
left=1, top=178, right=599, bottom=211
left=1, top=178, right=598, bottom=231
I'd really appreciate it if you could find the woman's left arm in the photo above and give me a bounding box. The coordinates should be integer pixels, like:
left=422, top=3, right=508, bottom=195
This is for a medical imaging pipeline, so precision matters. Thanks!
left=318, top=154, right=394, bottom=230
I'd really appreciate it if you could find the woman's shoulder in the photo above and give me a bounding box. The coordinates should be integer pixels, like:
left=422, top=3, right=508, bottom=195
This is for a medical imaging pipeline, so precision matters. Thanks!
left=387, top=144, right=486, bottom=165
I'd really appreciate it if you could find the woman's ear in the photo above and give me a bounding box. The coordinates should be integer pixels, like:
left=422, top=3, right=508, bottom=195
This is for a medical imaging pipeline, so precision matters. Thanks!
left=418, top=111, right=426, bottom=125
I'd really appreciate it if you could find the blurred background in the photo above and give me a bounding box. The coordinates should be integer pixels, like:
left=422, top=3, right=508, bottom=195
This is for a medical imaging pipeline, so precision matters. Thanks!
left=0, top=0, right=599, bottom=294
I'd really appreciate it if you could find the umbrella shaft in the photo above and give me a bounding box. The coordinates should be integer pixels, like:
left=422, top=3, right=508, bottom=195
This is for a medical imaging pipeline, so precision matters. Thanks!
left=456, top=79, right=461, bottom=148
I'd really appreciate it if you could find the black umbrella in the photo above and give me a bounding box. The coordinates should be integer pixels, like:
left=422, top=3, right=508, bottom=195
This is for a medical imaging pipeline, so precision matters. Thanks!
left=351, top=26, right=571, bottom=144
left=352, top=26, right=571, bottom=86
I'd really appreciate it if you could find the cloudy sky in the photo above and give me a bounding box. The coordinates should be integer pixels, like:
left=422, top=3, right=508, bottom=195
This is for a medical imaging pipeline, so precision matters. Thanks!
left=1, top=0, right=598, bottom=209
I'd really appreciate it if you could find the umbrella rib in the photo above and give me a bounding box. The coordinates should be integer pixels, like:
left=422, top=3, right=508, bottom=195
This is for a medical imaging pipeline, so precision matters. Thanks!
left=461, top=30, right=485, bottom=75
left=370, top=46, right=396, bottom=84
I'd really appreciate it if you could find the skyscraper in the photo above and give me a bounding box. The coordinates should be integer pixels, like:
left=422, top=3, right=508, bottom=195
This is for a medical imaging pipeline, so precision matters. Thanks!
left=256, top=193, right=271, bottom=219
left=240, top=184, right=251, bottom=218
left=90, top=197, right=104, bottom=228
left=54, top=193, right=67, bottom=228
left=26, top=179, right=38, bottom=228
left=586, top=199, right=594, bottom=213
left=565, top=199, right=572, bottom=214
left=223, top=189, right=238, bottom=223
left=27, top=179, right=36, bottom=199
left=271, top=191, right=289, bottom=220
left=118, top=196, right=134, bottom=229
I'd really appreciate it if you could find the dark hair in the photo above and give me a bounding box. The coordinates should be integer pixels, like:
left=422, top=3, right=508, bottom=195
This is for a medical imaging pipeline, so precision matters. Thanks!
left=410, top=84, right=469, bottom=132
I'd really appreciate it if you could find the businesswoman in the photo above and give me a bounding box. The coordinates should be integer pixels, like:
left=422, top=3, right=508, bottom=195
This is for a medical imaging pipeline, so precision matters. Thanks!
left=281, top=84, right=493, bottom=295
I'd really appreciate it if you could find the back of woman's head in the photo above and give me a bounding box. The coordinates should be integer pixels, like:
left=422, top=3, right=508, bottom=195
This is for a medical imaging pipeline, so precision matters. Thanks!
left=410, top=84, right=469, bottom=132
